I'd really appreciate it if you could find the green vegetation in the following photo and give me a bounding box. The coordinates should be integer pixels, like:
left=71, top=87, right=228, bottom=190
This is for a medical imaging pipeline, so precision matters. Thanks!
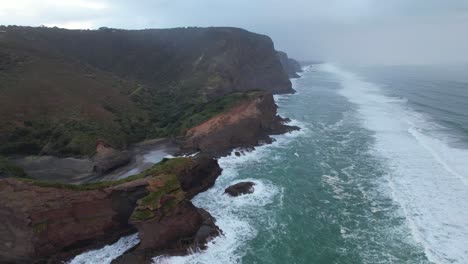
left=0, top=156, right=28, bottom=179
left=135, top=90, right=262, bottom=138
left=131, top=209, right=155, bottom=221
left=18, top=157, right=192, bottom=191
left=0, top=26, right=276, bottom=157
left=32, top=221, right=48, bottom=234
left=0, top=91, right=259, bottom=157
left=16, top=156, right=192, bottom=222
left=138, top=174, right=182, bottom=210
left=0, top=119, right=135, bottom=157
left=131, top=159, right=188, bottom=221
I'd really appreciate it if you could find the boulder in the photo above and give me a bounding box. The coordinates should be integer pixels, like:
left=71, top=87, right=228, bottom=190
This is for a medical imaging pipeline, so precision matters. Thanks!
left=93, top=141, right=131, bottom=174
left=225, top=182, right=255, bottom=196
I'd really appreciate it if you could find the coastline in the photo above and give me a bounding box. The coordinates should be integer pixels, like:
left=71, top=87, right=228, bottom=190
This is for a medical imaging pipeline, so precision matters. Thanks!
left=89, top=72, right=306, bottom=263
left=0, top=25, right=306, bottom=263
left=0, top=89, right=302, bottom=264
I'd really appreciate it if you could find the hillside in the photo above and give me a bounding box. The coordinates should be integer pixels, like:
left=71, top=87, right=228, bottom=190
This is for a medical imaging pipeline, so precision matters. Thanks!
left=0, top=26, right=294, bottom=157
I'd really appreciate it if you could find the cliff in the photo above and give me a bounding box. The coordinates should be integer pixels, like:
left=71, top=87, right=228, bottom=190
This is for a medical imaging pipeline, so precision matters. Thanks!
left=277, top=51, right=303, bottom=78
left=0, top=25, right=301, bottom=262
left=182, top=91, right=299, bottom=156
left=0, top=157, right=221, bottom=263
left=0, top=26, right=293, bottom=157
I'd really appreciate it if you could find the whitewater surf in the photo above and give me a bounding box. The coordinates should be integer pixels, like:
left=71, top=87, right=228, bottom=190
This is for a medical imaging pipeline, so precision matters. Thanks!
left=69, top=65, right=468, bottom=264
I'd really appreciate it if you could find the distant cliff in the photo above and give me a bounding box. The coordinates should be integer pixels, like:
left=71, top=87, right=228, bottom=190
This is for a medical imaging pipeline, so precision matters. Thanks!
left=277, top=51, right=302, bottom=78
left=0, top=26, right=293, bottom=156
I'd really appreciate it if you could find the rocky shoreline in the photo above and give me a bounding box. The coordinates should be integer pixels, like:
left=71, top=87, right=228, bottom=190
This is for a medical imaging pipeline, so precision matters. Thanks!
left=0, top=26, right=304, bottom=263
left=0, top=88, right=301, bottom=264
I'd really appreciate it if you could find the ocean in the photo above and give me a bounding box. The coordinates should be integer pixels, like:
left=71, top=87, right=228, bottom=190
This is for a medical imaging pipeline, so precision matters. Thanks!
left=69, top=64, right=468, bottom=264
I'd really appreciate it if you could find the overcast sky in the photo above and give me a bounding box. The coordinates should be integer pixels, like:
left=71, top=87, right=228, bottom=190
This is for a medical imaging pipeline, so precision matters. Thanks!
left=1, top=0, right=468, bottom=65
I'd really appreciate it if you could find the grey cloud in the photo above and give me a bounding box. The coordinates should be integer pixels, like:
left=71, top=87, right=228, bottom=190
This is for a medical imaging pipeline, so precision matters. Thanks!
left=1, top=0, right=467, bottom=65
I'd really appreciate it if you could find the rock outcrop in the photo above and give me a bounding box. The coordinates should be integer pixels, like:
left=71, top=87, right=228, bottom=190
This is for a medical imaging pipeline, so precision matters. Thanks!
left=225, top=182, right=255, bottom=196
left=0, top=157, right=222, bottom=263
left=93, top=141, right=131, bottom=174
left=182, top=92, right=299, bottom=156
left=277, top=51, right=303, bottom=78
left=0, top=26, right=294, bottom=157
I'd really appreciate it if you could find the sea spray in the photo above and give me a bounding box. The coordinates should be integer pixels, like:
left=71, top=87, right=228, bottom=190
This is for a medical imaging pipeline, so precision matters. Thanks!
left=67, top=234, right=140, bottom=264
left=326, top=63, right=468, bottom=264
left=154, top=123, right=307, bottom=264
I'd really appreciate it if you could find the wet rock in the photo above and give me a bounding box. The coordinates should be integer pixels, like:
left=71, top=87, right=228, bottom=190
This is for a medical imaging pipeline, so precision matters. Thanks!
left=225, top=181, right=255, bottom=196
left=176, top=156, right=223, bottom=199
left=193, top=208, right=221, bottom=249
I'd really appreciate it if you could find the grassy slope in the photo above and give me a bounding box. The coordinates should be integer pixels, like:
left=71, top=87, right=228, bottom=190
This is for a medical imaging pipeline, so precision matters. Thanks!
left=0, top=26, right=289, bottom=157
left=0, top=156, right=28, bottom=178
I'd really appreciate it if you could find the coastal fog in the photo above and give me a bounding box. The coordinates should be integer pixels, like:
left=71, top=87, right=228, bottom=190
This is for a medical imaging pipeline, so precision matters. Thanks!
left=1, top=0, right=468, bottom=65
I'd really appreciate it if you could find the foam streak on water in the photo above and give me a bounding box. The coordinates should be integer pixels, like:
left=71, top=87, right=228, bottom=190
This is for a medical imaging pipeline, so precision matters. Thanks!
left=67, top=233, right=140, bottom=264
left=322, top=64, right=468, bottom=264
left=153, top=113, right=307, bottom=263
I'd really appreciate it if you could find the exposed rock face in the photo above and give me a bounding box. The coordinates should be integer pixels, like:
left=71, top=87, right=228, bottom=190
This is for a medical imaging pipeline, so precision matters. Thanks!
left=225, top=182, right=255, bottom=196
left=182, top=92, right=299, bottom=156
left=93, top=141, right=131, bottom=174
left=0, top=26, right=294, bottom=157
left=193, top=208, right=220, bottom=249
left=176, top=156, right=223, bottom=199
left=277, top=51, right=303, bottom=78
left=0, top=157, right=222, bottom=263
left=0, top=178, right=146, bottom=263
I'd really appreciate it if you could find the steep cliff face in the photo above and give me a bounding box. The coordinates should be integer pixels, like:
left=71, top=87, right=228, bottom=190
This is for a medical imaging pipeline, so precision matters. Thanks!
left=0, top=26, right=293, bottom=156
left=182, top=92, right=298, bottom=156
left=277, top=51, right=303, bottom=78
left=0, top=157, right=221, bottom=263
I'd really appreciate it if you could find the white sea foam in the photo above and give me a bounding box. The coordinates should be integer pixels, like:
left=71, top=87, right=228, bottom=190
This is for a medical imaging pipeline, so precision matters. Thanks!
left=153, top=80, right=306, bottom=264
left=70, top=77, right=305, bottom=264
left=143, top=149, right=170, bottom=163
left=322, top=63, right=468, bottom=264
left=67, top=233, right=140, bottom=264
left=154, top=126, right=305, bottom=264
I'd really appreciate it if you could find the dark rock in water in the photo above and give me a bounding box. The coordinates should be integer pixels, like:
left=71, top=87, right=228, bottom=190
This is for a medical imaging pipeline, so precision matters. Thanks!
left=193, top=208, right=221, bottom=249
left=225, top=182, right=255, bottom=196
left=235, top=151, right=241, bottom=157
left=113, top=208, right=220, bottom=264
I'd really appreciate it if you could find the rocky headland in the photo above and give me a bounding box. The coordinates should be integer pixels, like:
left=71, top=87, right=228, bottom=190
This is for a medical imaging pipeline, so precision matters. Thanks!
left=277, top=51, right=303, bottom=78
left=0, top=157, right=221, bottom=263
left=182, top=91, right=299, bottom=157
left=0, top=25, right=303, bottom=263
